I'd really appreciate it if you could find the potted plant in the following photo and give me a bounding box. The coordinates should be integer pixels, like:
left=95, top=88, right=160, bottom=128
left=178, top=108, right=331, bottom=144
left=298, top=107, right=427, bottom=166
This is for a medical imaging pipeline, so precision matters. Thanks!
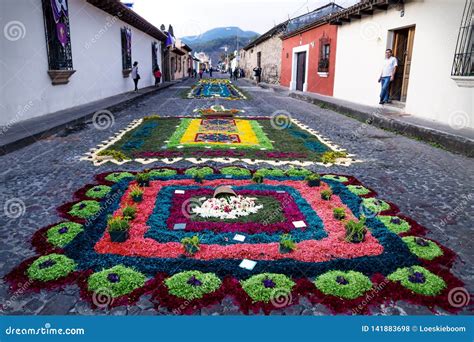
left=122, top=205, right=137, bottom=220
left=135, top=172, right=150, bottom=187
left=107, top=216, right=130, bottom=242
left=181, top=235, right=200, bottom=256
left=130, top=185, right=144, bottom=203
left=333, top=207, right=346, bottom=220
left=279, top=234, right=297, bottom=254
left=321, top=189, right=332, bottom=200
left=252, top=172, right=264, bottom=184
left=344, top=216, right=367, bottom=243
left=305, top=173, right=321, bottom=187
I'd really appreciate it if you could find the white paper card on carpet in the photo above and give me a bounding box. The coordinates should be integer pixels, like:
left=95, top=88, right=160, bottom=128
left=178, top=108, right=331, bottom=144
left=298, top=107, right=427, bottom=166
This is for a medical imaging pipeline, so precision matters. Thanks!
left=292, top=220, right=307, bottom=228
left=233, top=234, right=246, bottom=242
left=239, top=259, right=256, bottom=270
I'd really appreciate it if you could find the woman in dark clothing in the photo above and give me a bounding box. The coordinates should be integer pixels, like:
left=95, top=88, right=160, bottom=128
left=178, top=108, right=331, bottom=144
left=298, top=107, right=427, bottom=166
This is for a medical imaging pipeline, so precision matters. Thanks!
left=132, top=61, right=140, bottom=91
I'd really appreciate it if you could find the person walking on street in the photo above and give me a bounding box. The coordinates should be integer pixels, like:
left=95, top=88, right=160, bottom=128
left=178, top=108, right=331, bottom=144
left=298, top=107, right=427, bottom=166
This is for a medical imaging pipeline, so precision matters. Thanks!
left=228, top=67, right=232, bottom=79
left=233, top=67, right=239, bottom=81
left=198, top=68, right=204, bottom=80
left=378, top=49, right=397, bottom=104
left=209, top=67, right=213, bottom=78
left=131, top=61, right=140, bottom=91
left=253, top=66, right=262, bottom=83
left=153, top=66, right=162, bottom=87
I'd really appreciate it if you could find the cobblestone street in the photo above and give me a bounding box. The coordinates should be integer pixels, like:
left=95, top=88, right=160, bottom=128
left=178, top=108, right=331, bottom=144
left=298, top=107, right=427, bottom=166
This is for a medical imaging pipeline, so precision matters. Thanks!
left=1, top=74, right=472, bottom=315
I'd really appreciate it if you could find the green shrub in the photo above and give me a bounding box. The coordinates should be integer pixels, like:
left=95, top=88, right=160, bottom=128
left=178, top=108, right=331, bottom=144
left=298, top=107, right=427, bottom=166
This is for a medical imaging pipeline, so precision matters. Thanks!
left=321, top=189, right=332, bottom=200
left=181, top=235, right=200, bottom=255
left=130, top=185, right=144, bottom=202
left=122, top=205, right=137, bottom=220
left=279, top=234, right=297, bottom=253
left=252, top=172, right=264, bottom=183
left=135, top=172, right=150, bottom=186
left=305, top=173, right=321, bottom=187
left=107, top=216, right=130, bottom=232
left=344, top=217, right=367, bottom=243
left=333, top=207, right=346, bottom=220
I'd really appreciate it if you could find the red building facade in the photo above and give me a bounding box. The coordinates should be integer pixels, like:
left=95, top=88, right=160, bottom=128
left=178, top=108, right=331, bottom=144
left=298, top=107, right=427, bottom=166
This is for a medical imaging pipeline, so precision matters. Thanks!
left=280, top=23, right=338, bottom=96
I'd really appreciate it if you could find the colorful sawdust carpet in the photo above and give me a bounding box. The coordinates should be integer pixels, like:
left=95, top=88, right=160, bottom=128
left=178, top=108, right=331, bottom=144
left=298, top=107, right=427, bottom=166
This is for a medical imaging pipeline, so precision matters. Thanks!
left=83, top=113, right=355, bottom=166
left=187, top=79, right=246, bottom=99
left=6, top=167, right=463, bottom=314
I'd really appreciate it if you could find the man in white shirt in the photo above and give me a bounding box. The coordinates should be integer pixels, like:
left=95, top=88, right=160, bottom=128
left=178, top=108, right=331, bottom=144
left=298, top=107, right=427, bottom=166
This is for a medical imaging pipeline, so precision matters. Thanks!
left=378, top=49, right=398, bottom=104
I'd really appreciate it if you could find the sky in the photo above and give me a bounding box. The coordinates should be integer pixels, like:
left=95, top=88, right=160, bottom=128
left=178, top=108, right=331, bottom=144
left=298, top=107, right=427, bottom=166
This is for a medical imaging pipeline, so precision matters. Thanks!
left=130, top=0, right=359, bottom=37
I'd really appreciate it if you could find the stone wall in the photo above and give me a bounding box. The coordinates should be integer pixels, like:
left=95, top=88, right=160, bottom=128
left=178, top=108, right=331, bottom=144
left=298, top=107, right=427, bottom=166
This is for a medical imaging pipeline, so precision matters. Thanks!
left=239, top=35, right=283, bottom=84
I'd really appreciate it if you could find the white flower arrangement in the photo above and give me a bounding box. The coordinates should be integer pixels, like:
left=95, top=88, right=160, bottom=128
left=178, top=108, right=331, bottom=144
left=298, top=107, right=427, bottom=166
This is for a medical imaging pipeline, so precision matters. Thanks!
left=193, top=195, right=263, bottom=220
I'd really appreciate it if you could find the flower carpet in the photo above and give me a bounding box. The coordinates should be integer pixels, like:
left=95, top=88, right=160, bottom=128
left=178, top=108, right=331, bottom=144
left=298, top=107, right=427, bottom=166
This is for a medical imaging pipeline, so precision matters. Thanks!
left=82, top=112, right=356, bottom=167
left=6, top=166, right=463, bottom=314
left=187, top=79, right=246, bottom=99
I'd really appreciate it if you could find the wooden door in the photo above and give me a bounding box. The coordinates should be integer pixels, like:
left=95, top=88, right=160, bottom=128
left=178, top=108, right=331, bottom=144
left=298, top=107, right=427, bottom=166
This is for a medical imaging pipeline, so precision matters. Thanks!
left=391, top=26, right=415, bottom=102
left=401, top=27, right=415, bottom=102
left=296, top=52, right=306, bottom=91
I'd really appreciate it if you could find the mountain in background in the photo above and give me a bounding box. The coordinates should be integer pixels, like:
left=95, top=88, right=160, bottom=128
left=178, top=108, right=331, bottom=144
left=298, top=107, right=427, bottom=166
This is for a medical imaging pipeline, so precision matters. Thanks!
left=182, top=26, right=258, bottom=43
left=181, top=27, right=259, bottom=64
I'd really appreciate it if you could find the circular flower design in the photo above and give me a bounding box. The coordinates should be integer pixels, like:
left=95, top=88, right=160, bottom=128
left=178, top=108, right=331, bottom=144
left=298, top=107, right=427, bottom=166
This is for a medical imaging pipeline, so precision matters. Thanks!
left=241, top=273, right=295, bottom=303
left=88, top=265, right=146, bottom=298
left=361, top=198, right=390, bottom=215
left=322, top=175, right=349, bottom=183
left=184, top=167, right=214, bottom=178
left=220, top=167, right=251, bottom=177
left=347, top=185, right=370, bottom=196
left=387, top=266, right=446, bottom=296
left=27, top=254, right=76, bottom=282
left=68, top=200, right=101, bottom=219
left=165, top=271, right=222, bottom=300
left=378, top=216, right=410, bottom=234
left=105, top=172, right=134, bottom=183
left=402, top=237, right=443, bottom=260
left=255, top=168, right=286, bottom=177
left=47, top=222, right=84, bottom=247
left=314, top=270, right=372, bottom=299
left=148, top=168, right=177, bottom=178
left=86, top=185, right=111, bottom=199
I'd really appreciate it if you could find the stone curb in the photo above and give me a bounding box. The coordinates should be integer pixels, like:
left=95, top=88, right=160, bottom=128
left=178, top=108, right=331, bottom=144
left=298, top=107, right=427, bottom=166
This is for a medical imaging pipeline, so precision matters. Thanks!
left=0, top=82, right=177, bottom=156
left=288, top=92, right=474, bottom=157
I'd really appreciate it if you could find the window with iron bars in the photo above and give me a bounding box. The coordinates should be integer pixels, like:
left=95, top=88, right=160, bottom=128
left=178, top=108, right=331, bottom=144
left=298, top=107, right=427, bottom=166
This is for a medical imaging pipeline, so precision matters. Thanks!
left=318, top=36, right=331, bottom=73
left=121, top=27, right=132, bottom=70
left=452, top=0, right=473, bottom=77
left=41, top=0, right=73, bottom=70
left=152, top=42, right=158, bottom=70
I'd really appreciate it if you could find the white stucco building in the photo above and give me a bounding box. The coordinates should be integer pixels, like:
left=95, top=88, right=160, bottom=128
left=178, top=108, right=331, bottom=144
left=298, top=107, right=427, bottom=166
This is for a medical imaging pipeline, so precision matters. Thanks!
left=0, top=0, right=166, bottom=127
left=330, top=0, right=473, bottom=129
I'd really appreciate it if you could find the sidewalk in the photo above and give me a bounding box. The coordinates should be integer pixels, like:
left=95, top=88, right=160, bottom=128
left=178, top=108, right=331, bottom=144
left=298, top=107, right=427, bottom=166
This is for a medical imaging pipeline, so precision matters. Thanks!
left=245, top=79, right=474, bottom=157
left=0, top=81, right=177, bottom=155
